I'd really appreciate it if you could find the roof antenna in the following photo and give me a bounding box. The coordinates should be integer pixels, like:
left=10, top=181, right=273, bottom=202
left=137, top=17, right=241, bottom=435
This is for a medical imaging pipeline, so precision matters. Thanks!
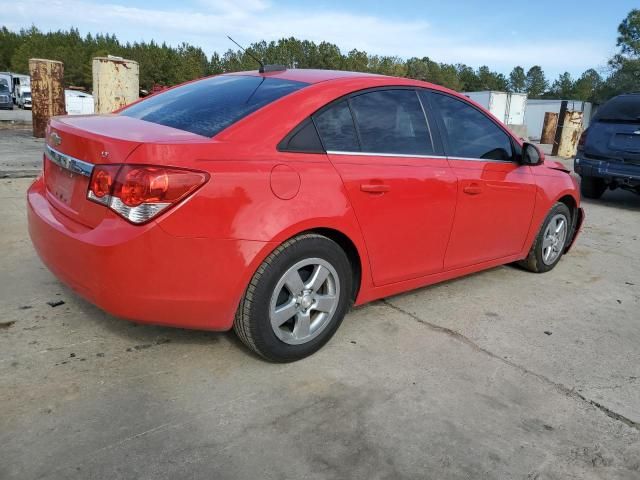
left=227, top=35, right=265, bottom=73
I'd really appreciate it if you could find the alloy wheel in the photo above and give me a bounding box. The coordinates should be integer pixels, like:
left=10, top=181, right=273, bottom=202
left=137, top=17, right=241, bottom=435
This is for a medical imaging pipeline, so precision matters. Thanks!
left=542, top=214, right=568, bottom=265
left=269, top=258, right=341, bottom=345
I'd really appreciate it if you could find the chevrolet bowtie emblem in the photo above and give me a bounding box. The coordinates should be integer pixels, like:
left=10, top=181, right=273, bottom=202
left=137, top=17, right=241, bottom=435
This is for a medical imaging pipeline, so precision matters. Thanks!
left=50, top=131, right=62, bottom=146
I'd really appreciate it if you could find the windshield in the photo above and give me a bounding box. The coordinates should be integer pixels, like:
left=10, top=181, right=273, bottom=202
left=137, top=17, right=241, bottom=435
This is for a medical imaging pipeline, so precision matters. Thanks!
left=121, top=75, right=308, bottom=137
left=594, top=95, right=640, bottom=122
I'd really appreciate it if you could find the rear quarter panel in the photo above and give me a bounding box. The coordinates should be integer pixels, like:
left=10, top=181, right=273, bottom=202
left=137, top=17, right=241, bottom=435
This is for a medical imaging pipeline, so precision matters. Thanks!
left=133, top=142, right=374, bottom=303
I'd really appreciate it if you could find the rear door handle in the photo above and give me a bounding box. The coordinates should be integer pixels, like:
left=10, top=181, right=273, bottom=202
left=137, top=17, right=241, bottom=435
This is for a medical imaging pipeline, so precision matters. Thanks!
left=463, top=183, right=483, bottom=195
left=361, top=184, right=390, bottom=193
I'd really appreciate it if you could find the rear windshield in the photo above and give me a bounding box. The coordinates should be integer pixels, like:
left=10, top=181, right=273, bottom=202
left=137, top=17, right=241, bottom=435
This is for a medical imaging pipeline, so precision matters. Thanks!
left=121, top=75, right=308, bottom=137
left=594, top=95, right=640, bottom=122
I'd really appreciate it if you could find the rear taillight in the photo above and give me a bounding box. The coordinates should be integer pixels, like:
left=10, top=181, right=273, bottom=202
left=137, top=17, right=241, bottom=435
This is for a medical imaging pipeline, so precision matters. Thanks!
left=89, top=165, right=120, bottom=203
left=87, top=165, right=208, bottom=224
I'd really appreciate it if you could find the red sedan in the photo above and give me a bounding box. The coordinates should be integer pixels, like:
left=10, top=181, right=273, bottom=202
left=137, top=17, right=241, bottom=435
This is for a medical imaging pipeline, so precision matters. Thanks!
left=28, top=68, right=583, bottom=361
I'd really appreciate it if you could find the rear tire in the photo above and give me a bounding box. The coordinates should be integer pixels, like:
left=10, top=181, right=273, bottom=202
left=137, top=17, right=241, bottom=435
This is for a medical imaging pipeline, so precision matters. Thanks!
left=234, top=233, right=352, bottom=362
left=580, top=175, right=606, bottom=199
left=519, top=202, right=572, bottom=273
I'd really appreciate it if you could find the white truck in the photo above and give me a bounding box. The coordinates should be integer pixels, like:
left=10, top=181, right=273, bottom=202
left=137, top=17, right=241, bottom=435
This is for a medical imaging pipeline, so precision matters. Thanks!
left=17, top=85, right=31, bottom=109
left=11, top=73, right=30, bottom=105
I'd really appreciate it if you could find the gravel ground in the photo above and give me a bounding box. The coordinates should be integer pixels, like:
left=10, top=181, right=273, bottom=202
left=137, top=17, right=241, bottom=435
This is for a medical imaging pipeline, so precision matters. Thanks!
left=0, top=137, right=639, bottom=479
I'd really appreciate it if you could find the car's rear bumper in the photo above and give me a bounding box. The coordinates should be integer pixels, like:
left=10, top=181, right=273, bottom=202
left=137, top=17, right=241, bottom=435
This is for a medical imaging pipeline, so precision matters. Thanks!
left=575, top=157, right=640, bottom=187
left=27, top=177, right=270, bottom=331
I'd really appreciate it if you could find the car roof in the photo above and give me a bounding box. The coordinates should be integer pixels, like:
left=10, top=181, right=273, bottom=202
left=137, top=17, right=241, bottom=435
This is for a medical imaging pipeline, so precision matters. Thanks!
left=222, top=68, right=459, bottom=97
left=224, top=68, right=391, bottom=84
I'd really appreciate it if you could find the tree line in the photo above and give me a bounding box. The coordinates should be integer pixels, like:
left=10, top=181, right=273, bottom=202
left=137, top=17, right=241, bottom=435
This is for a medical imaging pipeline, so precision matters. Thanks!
left=1, top=9, right=638, bottom=102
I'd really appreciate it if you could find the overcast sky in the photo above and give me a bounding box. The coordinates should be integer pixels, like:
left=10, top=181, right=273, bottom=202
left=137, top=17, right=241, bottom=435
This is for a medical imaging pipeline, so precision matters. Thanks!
left=2, top=0, right=636, bottom=79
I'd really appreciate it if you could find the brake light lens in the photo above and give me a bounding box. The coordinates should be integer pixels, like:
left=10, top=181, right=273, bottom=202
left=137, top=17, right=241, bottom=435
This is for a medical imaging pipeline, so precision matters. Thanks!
left=118, top=167, right=170, bottom=207
left=89, top=165, right=120, bottom=201
left=87, top=165, right=208, bottom=224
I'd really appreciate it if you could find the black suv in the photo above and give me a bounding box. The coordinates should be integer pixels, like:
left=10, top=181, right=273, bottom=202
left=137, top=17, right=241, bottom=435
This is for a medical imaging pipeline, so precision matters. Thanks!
left=574, top=93, right=640, bottom=198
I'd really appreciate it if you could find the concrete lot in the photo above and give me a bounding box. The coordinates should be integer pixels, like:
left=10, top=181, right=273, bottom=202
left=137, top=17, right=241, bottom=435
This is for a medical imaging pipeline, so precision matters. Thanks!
left=0, top=127, right=43, bottom=178
left=0, top=105, right=31, bottom=123
left=1, top=141, right=639, bottom=478
left=0, top=108, right=42, bottom=178
left=0, top=107, right=32, bottom=124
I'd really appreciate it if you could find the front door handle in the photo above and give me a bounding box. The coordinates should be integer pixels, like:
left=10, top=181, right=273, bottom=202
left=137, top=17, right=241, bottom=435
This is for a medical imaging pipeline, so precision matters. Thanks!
left=361, top=184, right=390, bottom=194
left=463, top=183, right=483, bottom=195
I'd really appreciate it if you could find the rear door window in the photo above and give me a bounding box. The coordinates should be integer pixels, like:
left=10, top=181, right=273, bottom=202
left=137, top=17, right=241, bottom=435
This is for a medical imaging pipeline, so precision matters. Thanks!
left=313, top=100, right=360, bottom=152
left=349, top=89, right=434, bottom=155
left=121, top=75, right=307, bottom=137
left=431, top=93, right=514, bottom=161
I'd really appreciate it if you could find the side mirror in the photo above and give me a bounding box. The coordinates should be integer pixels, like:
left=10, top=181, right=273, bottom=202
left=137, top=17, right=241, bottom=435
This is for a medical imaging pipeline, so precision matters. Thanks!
left=521, top=142, right=544, bottom=166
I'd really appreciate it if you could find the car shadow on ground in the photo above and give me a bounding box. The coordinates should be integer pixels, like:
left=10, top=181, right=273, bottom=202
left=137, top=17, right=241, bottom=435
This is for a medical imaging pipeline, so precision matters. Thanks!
left=59, top=262, right=518, bottom=359
left=64, top=283, right=234, bottom=345
left=581, top=188, right=640, bottom=212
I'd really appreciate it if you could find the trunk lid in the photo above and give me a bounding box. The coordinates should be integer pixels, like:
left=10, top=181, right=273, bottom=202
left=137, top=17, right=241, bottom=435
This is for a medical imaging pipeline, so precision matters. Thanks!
left=44, top=115, right=206, bottom=228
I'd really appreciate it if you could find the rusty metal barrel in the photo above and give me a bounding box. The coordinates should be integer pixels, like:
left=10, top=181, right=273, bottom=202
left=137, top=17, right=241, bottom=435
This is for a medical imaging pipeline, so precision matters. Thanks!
left=556, top=111, right=584, bottom=158
left=92, top=56, right=139, bottom=114
left=540, top=112, right=558, bottom=144
left=28, top=59, right=65, bottom=138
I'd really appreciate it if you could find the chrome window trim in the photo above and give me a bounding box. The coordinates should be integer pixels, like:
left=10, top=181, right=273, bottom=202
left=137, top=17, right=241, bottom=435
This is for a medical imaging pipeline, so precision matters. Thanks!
left=326, top=150, right=513, bottom=163
left=326, top=150, right=448, bottom=160
left=447, top=156, right=514, bottom=164
left=45, top=145, right=94, bottom=177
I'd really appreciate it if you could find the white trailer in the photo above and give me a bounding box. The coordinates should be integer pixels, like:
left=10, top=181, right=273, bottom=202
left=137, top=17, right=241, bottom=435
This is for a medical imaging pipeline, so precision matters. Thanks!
left=64, top=90, right=95, bottom=115
left=505, top=93, right=527, bottom=125
left=464, top=91, right=508, bottom=123
left=463, top=91, right=528, bottom=126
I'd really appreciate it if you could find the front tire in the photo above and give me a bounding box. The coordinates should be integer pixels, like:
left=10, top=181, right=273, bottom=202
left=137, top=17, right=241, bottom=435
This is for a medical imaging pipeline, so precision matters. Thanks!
left=580, top=175, right=606, bottom=199
left=519, top=202, right=572, bottom=273
left=234, top=233, right=353, bottom=362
